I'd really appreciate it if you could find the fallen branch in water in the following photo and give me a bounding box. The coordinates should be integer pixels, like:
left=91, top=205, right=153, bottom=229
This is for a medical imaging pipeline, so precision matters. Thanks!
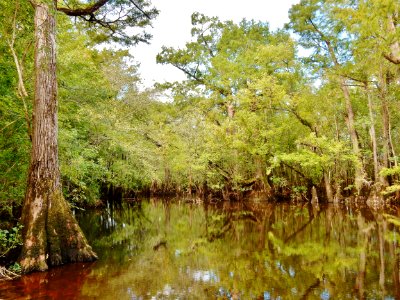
left=0, top=266, right=20, bottom=281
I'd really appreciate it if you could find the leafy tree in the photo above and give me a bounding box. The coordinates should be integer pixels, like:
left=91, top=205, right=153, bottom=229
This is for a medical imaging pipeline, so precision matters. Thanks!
left=157, top=14, right=306, bottom=197
left=0, top=0, right=34, bottom=217
left=19, top=0, right=158, bottom=273
left=287, top=0, right=368, bottom=193
left=333, top=0, right=400, bottom=192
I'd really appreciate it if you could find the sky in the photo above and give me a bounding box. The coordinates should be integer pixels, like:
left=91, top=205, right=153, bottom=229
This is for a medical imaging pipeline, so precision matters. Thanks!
left=131, top=0, right=300, bottom=88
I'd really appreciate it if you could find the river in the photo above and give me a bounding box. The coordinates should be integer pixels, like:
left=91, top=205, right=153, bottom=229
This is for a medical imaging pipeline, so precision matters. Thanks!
left=1, top=198, right=400, bottom=299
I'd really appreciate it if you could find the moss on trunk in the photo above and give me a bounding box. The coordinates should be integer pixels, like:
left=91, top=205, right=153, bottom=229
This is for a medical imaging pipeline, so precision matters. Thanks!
left=20, top=181, right=97, bottom=273
left=47, top=190, right=97, bottom=266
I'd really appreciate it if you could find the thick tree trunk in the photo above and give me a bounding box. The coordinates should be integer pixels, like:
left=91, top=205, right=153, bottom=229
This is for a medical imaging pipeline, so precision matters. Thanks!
left=19, top=2, right=97, bottom=273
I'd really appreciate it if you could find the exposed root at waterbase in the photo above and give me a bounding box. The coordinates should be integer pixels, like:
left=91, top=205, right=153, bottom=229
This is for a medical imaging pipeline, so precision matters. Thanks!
left=0, top=266, right=20, bottom=281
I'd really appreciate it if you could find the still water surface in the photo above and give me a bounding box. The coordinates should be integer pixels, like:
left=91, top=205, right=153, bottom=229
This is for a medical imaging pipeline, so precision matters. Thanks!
left=1, top=199, right=400, bottom=299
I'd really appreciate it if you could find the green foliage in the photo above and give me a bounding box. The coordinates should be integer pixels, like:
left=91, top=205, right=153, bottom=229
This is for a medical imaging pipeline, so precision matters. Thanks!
left=8, top=262, right=21, bottom=273
left=1, top=0, right=160, bottom=219
left=2, top=0, right=400, bottom=211
left=0, top=224, right=23, bottom=258
left=0, top=0, right=33, bottom=214
left=156, top=13, right=309, bottom=193
left=54, top=15, right=166, bottom=204
left=57, top=0, right=159, bottom=46
left=272, top=133, right=356, bottom=184
left=380, top=166, right=400, bottom=178
left=380, top=167, right=400, bottom=195
left=383, top=213, right=400, bottom=227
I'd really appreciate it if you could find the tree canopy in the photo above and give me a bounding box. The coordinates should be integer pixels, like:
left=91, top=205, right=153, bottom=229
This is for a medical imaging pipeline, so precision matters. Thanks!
left=0, top=0, right=400, bottom=224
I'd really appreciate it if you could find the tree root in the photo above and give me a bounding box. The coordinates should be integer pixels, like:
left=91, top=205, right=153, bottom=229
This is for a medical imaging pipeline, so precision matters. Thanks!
left=0, top=266, right=20, bottom=281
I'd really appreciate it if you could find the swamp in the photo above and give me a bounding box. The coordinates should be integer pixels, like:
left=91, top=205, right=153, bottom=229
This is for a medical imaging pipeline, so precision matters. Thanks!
left=2, top=199, right=400, bottom=299
left=1, top=0, right=400, bottom=299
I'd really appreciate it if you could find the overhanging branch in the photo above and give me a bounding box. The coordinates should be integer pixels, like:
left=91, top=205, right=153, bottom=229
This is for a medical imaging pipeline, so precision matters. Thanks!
left=56, top=0, right=109, bottom=16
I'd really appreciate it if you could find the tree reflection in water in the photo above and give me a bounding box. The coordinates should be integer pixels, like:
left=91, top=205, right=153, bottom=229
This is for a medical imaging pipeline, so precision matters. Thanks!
left=1, top=198, right=400, bottom=299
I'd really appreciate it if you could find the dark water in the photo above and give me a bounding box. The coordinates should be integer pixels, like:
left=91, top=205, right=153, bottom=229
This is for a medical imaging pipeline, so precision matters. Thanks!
left=1, top=199, right=400, bottom=299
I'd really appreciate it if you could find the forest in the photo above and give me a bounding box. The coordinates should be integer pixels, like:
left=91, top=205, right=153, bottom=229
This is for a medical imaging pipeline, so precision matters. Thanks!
left=1, top=0, right=400, bottom=285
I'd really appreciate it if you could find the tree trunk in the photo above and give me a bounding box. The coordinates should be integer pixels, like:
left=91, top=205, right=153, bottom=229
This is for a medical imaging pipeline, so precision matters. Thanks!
left=340, top=77, right=366, bottom=192
left=311, top=186, right=318, bottom=204
left=379, top=72, right=391, bottom=169
left=325, top=35, right=366, bottom=193
left=323, top=171, right=333, bottom=202
left=19, top=2, right=97, bottom=273
left=378, top=70, right=398, bottom=179
left=365, top=87, right=379, bottom=182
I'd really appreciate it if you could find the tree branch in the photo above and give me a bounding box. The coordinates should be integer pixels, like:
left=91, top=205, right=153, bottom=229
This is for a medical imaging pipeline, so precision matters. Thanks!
left=383, top=52, right=400, bottom=64
left=307, top=17, right=340, bottom=66
left=173, top=63, right=204, bottom=83
left=171, top=63, right=231, bottom=98
left=281, top=162, right=310, bottom=180
left=384, top=13, right=400, bottom=65
left=56, top=0, right=109, bottom=16
left=287, top=106, right=316, bottom=134
left=128, top=0, right=151, bottom=20
left=8, top=0, right=32, bottom=141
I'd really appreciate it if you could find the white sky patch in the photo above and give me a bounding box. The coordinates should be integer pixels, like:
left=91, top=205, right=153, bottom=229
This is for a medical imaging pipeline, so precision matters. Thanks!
left=131, top=0, right=300, bottom=88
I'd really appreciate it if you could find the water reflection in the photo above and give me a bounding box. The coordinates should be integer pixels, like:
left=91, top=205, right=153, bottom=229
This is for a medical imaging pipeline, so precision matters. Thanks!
left=1, top=199, right=400, bottom=299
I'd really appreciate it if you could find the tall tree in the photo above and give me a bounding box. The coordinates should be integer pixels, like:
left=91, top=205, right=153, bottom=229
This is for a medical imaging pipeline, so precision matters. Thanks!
left=19, top=0, right=158, bottom=273
left=288, top=0, right=367, bottom=193
left=157, top=14, right=303, bottom=196
left=333, top=0, right=400, bottom=187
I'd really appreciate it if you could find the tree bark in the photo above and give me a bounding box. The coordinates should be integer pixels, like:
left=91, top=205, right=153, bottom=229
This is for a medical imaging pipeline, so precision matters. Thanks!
left=323, top=171, right=333, bottom=202
left=19, top=1, right=97, bottom=273
left=365, top=85, right=382, bottom=185
left=379, top=71, right=392, bottom=170
left=378, top=70, right=398, bottom=179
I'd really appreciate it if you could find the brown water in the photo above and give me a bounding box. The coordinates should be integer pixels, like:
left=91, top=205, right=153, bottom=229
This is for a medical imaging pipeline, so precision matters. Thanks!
left=1, top=199, right=400, bottom=299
